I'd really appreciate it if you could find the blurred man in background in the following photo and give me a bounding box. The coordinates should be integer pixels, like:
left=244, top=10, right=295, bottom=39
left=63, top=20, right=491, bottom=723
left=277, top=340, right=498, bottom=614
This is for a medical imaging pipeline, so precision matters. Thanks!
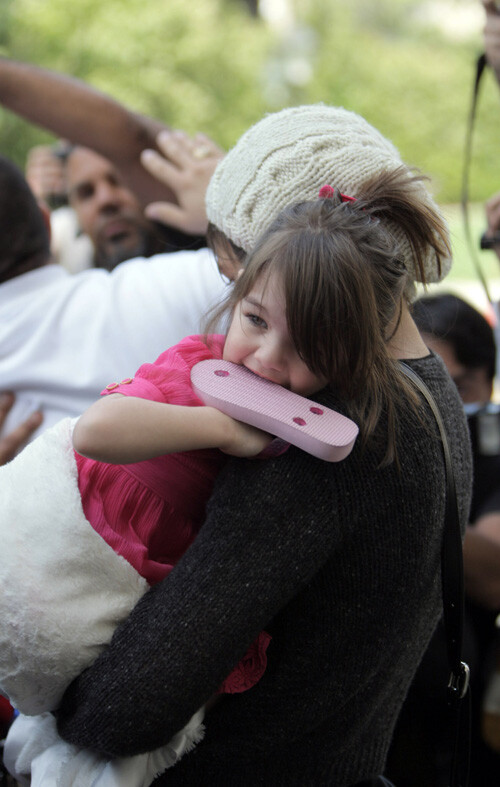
left=0, top=154, right=224, bottom=448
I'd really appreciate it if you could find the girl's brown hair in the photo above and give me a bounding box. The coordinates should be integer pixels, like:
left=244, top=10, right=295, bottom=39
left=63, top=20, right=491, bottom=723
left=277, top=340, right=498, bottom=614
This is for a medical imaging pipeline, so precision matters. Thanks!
left=208, top=168, right=450, bottom=464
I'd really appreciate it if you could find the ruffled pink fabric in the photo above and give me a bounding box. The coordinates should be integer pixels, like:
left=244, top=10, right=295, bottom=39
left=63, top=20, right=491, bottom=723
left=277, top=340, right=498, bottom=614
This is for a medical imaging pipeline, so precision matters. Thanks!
left=218, top=631, right=272, bottom=694
left=76, top=335, right=227, bottom=585
left=75, top=334, right=271, bottom=693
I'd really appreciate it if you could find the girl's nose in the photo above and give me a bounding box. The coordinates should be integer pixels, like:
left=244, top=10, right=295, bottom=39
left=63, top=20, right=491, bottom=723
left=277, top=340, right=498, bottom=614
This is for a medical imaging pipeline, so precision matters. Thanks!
left=255, top=339, right=283, bottom=371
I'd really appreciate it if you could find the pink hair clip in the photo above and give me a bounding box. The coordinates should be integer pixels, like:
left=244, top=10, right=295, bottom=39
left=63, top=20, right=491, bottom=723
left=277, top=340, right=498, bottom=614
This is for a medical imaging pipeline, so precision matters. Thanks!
left=318, top=184, right=357, bottom=203
left=318, top=184, right=335, bottom=199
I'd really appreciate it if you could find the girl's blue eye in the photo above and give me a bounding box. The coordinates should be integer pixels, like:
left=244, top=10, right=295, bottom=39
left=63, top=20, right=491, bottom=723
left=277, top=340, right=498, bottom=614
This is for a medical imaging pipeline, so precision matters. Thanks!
left=246, top=313, right=267, bottom=329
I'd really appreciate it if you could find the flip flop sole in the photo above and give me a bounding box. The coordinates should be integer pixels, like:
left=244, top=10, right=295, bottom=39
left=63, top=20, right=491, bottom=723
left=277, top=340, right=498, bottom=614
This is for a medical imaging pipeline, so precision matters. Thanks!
left=191, top=360, right=359, bottom=462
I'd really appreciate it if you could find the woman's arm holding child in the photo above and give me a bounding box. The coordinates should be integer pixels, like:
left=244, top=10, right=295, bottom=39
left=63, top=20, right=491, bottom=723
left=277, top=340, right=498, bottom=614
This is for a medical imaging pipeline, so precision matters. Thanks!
left=72, top=393, right=270, bottom=463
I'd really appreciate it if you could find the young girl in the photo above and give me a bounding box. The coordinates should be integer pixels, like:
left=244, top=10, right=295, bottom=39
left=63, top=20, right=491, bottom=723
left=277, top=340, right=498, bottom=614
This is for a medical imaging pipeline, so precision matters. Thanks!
left=3, top=180, right=417, bottom=787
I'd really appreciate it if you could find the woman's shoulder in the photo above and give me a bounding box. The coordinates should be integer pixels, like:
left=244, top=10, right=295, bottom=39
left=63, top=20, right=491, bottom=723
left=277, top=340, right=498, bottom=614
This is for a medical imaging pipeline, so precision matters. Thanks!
left=393, top=352, right=469, bottom=449
left=402, top=351, right=463, bottom=411
left=403, top=350, right=447, bottom=381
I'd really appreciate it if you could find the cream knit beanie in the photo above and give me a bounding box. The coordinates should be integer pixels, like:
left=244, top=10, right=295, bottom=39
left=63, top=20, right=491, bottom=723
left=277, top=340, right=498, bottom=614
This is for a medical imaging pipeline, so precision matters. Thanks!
left=206, top=104, right=451, bottom=288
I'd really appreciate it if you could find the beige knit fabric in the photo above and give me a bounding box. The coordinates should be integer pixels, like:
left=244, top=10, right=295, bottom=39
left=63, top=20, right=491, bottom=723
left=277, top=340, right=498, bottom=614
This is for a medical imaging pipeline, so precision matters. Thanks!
left=206, top=104, right=452, bottom=288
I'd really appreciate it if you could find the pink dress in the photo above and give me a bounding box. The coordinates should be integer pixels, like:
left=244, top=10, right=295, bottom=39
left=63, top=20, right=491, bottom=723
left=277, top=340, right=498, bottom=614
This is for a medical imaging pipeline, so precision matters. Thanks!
left=75, top=334, right=270, bottom=693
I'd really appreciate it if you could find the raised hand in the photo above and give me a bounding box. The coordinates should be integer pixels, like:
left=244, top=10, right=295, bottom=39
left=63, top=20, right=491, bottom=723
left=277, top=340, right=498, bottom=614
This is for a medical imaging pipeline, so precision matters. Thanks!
left=141, top=130, right=224, bottom=236
left=484, top=190, right=500, bottom=261
left=483, top=0, right=500, bottom=85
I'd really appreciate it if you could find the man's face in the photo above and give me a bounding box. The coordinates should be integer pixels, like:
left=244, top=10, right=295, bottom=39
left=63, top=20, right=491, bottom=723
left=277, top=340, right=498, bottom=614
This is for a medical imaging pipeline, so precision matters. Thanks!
left=66, top=147, right=157, bottom=270
left=422, top=333, right=493, bottom=404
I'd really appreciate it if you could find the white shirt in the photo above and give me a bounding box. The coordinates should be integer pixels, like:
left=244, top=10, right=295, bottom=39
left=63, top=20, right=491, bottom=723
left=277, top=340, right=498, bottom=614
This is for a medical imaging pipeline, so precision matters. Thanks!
left=50, top=206, right=94, bottom=274
left=0, top=248, right=227, bottom=442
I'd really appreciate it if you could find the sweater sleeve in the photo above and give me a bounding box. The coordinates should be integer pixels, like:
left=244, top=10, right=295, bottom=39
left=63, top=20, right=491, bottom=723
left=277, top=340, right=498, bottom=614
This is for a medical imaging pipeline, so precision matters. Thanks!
left=56, top=446, right=344, bottom=757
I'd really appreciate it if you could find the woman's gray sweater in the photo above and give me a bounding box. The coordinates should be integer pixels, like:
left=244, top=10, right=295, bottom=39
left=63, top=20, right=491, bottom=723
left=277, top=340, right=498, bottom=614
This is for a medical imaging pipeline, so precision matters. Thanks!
left=57, top=353, right=472, bottom=786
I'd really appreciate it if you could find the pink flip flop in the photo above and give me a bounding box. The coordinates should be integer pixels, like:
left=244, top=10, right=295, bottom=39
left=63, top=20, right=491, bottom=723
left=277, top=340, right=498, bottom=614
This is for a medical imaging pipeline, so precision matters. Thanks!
left=191, top=360, right=359, bottom=462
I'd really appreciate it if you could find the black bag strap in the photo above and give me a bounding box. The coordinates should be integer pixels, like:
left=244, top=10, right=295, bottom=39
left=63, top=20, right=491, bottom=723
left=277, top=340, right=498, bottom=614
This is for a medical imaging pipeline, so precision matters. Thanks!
left=400, top=363, right=470, bottom=787
left=460, top=54, right=492, bottom=304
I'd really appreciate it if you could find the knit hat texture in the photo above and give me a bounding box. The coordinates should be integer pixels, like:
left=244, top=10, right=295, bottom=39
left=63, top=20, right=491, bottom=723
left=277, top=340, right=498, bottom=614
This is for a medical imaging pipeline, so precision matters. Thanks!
left=205, top=105, right=451, bottom=288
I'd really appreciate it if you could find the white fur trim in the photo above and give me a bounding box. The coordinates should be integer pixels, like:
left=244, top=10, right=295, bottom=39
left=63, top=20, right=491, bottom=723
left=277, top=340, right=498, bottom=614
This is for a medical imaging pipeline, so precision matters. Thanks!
left=5, top=708, right=206, bottom=787
left=0, top=418, right=149, bottom=715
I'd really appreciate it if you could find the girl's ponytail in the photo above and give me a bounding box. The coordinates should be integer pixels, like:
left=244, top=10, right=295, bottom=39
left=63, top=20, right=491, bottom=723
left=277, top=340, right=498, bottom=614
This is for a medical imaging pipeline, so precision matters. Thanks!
left=355, top=166, right=451, bottom=289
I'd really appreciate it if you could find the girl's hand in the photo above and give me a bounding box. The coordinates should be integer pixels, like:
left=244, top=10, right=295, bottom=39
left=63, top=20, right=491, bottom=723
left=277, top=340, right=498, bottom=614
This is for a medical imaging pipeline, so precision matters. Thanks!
left=141, top=130, right=224, bottom=236
left=216, top=412, right=273, bottom=458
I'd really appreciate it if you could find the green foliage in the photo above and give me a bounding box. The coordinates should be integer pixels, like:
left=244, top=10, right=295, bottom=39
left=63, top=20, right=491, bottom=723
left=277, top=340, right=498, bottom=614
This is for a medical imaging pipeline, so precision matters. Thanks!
left=299, top=0, right=499, bottom=203
left=0, top=0, right=498, bottom=203
left=1, top=0, right=271, bottom=164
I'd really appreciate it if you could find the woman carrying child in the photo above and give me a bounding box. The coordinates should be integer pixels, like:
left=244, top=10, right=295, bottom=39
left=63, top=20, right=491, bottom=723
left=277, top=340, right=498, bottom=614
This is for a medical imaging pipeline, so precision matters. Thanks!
left=5, top=104, right=473, bottom=787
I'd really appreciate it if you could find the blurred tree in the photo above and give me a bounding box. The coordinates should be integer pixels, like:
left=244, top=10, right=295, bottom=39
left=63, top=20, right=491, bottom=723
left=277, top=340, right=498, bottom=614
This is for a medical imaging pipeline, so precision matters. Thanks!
left=0, top=0, right=14, bottom=50
left=0, top=0, right=271, bottom=166
left=238, top=0, right=259, bottom=16
left=278, top=0, right=499, bottom=203
left=0, top=0, right=497, bottom=203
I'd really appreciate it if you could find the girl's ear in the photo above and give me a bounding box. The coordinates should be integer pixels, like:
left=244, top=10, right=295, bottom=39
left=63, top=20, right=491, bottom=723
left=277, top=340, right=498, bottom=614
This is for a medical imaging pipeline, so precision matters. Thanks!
left=236, top=268, right=244, bottom=280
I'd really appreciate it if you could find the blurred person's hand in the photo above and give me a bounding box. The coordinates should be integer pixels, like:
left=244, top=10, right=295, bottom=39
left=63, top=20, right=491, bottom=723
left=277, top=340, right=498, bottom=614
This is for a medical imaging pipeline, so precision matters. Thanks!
left=484, top=190, right=500, bottom=261
left=25, top=144, right=67, bottom=208
left=464, top=523, right=500, bottom=609
left=0, top=393, right=43, bottom=464
left=141, top=130, right=224, bottom=236
left=483, top=1, right=500, bottom=85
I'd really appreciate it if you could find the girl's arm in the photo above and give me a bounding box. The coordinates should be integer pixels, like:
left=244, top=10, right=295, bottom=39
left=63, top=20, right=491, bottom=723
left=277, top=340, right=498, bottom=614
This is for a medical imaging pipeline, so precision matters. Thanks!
left=72, top=393, right=270, bottom=462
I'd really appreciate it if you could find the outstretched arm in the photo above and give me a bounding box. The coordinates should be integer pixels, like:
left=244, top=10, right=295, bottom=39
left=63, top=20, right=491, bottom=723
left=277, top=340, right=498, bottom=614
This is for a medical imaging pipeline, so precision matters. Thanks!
left=73, top=393, right=270, bottom=463
left=0, top=58, right=171, bottom=205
